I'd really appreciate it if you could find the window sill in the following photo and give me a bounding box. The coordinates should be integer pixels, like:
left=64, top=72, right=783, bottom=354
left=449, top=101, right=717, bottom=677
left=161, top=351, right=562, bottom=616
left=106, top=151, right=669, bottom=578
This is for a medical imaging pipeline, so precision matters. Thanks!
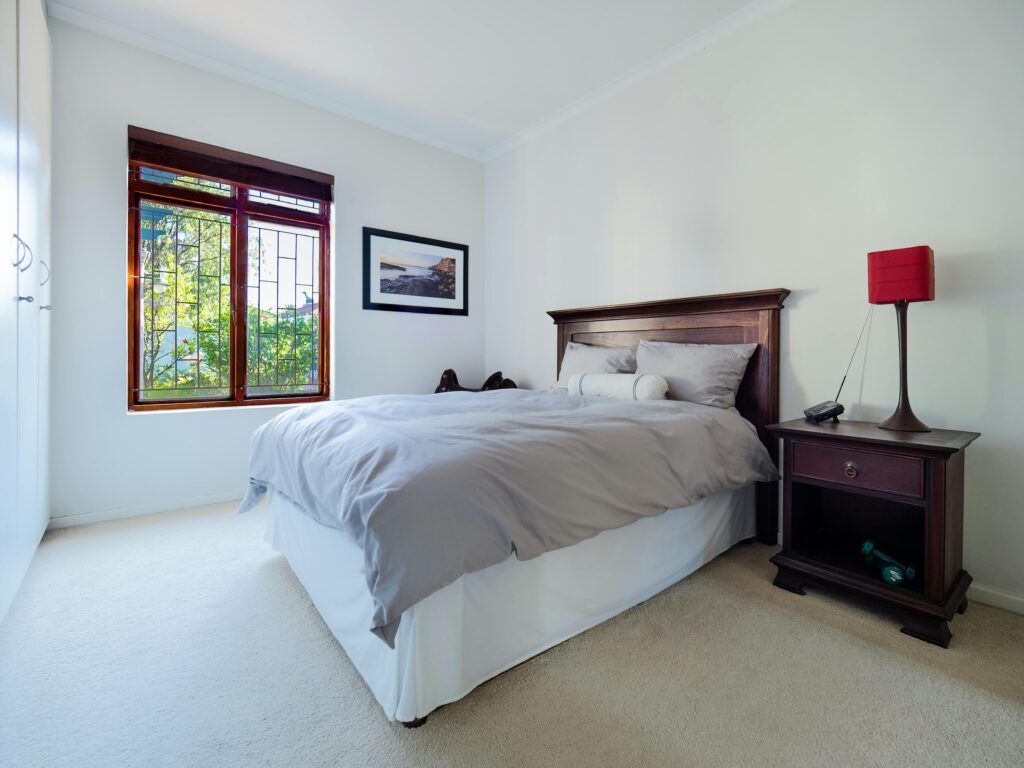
left=127, top=396, right=329, bottom=415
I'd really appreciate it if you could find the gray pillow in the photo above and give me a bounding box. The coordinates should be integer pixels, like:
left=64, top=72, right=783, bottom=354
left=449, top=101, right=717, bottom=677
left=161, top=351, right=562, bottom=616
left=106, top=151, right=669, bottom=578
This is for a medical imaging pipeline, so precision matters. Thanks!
left=635, top=340, right=757, bottom=409
left=556, top=342, right=636, bottom=387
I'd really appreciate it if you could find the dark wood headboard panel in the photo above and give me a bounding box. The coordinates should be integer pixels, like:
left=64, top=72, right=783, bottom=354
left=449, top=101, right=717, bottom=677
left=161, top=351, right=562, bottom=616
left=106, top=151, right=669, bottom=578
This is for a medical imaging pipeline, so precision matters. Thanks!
left=547, top=289, right=790, bottom=545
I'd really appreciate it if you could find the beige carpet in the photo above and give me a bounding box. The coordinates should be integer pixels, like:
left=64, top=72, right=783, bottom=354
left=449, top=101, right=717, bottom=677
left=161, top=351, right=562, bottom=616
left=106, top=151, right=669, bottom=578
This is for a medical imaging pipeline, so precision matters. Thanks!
left=1, top=502, right=1022, bottom=768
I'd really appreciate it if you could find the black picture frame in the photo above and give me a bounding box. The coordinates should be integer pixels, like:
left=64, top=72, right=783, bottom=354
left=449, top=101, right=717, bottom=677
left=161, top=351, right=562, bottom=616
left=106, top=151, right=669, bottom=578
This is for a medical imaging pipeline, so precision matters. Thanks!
left=362, top=227, right=468, bottom=316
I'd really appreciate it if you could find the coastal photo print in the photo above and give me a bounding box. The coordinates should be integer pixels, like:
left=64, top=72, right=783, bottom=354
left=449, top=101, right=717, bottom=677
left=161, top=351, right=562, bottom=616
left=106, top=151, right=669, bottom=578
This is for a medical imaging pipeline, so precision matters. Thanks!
left=362, top=228, right=468, bottom=315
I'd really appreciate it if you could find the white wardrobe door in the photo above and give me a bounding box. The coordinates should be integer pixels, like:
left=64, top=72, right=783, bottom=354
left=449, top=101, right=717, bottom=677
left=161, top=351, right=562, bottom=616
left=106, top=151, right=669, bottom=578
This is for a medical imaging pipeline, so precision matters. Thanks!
left=1, top=0, right=50, bottom=621
left=18, top=0, right=50, bottom=538
left=0, top=0, right=22, bottom=618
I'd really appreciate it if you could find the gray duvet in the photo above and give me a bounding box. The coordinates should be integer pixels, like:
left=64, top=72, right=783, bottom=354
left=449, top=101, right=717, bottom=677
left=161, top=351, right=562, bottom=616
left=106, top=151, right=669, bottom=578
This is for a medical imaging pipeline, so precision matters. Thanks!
left=240, top=388, right=778, bottom=646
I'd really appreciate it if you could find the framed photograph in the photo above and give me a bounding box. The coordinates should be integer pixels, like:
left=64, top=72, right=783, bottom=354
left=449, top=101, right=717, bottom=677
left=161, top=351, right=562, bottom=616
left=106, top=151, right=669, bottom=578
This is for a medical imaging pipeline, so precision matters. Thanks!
left=362, top=228, right=468, bottom=316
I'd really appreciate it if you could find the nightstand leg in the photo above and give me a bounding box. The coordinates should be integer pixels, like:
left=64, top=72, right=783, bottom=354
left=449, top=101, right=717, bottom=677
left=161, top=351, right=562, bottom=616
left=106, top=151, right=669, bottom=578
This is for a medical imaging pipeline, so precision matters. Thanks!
left=957, top=598, right=969, bottom=615
left=900, top=614, right=952, bottom=648
left=772, top=565, right=806, bottom=596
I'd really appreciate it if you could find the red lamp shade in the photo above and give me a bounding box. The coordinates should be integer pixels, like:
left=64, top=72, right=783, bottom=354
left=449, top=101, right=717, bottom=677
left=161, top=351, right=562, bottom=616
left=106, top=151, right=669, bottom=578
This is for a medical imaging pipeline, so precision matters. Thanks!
left=867, top=245, right=935, bottom=304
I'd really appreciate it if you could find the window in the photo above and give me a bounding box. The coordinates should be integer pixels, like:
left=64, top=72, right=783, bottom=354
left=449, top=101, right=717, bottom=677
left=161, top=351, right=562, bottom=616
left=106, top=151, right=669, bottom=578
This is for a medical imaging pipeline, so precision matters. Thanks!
left=127, top=127, right=332, bottom=410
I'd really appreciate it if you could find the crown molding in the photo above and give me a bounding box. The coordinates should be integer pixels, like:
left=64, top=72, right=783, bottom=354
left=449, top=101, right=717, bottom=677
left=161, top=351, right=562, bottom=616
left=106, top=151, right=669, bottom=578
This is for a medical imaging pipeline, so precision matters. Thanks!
left=46, top=0, right=485, bottom=161
left=48, top=0, right=794, bottom=164
left=480, top=0, right=795, bottom=162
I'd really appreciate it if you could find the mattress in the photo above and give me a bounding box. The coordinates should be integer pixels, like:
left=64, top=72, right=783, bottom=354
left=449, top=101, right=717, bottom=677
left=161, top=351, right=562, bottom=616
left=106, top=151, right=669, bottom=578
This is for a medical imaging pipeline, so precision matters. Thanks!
left=243, top=388, right=777, bottom=647
left=265, top=484, right=755, bottom=722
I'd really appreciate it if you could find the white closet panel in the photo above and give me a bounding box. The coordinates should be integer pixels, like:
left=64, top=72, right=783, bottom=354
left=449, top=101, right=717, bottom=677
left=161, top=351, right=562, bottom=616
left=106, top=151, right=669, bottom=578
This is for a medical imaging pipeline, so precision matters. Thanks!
left=17, top=0, right=50, bottom=541
left=0, top=0, right=22, bottom=617
left=1, top=0, right=51, bottom=622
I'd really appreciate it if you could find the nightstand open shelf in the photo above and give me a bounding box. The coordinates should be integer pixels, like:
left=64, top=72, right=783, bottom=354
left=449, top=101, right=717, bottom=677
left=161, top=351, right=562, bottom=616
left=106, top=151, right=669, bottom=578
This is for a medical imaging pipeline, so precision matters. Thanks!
left=767, top=419, right=980, bottom=648
left=789, top=482, right=926, bottom=595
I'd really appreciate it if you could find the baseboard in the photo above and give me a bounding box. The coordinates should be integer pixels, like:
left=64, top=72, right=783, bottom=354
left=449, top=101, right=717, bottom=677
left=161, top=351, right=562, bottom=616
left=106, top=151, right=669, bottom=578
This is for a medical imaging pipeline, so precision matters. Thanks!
left=47, top=491, right=243, bottom=530
left=968, top=582, right=1024, bottom=616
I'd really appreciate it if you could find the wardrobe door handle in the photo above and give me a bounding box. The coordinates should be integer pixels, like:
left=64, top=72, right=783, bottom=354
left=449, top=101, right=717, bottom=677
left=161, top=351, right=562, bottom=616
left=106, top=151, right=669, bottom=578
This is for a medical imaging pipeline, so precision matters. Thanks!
left=18, top=241, right=34, bottom=272
left=18, top=295, right=34, bottom=303
left=40, top=305, right=52, bottom=310
left=11, top=234, right=27, bottom=268
left=11, top=235, right=33, bottom=271
left=40, top=259, right=50, bottom=286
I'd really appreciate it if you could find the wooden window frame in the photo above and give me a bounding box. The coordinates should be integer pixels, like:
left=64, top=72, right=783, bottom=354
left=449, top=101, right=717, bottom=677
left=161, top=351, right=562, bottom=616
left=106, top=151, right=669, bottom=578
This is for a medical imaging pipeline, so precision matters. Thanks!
left=127, top=128, right=333, bottom=411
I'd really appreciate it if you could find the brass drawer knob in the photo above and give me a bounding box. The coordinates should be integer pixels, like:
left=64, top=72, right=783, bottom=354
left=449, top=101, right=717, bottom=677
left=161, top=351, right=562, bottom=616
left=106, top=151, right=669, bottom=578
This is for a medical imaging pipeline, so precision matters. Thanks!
left=844, top=460, right=860, bottom=478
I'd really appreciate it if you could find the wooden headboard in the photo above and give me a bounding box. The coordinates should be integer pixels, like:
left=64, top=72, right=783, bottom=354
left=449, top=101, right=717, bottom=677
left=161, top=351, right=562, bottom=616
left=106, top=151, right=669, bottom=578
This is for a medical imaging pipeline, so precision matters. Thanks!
left=547, top=288, right=790, bottom=545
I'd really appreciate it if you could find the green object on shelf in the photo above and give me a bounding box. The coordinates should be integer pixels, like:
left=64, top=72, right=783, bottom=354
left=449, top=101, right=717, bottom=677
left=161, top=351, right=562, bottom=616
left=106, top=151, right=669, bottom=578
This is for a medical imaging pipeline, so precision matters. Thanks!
left=861, top=539, right=916, bottom=585
left=880, top=565, right=904, bottom=585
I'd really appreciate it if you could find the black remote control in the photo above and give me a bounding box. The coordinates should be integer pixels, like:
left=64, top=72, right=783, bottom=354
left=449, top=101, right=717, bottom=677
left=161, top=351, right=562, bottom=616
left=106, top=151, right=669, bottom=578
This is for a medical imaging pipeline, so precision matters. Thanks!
left=802, top=307, right=874, bottom=426
left=804, top=400, right=845, bottom=423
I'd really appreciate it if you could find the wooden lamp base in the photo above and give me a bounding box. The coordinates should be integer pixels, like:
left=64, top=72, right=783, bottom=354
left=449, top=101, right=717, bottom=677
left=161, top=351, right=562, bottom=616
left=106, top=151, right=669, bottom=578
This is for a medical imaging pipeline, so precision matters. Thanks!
left=880, top=404, right=930, bottom=432
left=880, top=300, right=930, bottom=433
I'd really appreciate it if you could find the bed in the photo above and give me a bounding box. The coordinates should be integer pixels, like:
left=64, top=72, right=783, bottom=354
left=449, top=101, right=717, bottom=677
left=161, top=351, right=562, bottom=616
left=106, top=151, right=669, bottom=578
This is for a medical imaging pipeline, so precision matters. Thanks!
left=248, top=288, right=790, bottom=725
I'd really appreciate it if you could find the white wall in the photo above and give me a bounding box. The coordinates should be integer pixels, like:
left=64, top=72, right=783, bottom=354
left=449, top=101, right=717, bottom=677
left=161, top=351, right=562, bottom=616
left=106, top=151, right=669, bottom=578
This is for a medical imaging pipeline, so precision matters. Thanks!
left=485, top=0, right=1024, bottom=607
left=49, top=20, right=484, bottom=525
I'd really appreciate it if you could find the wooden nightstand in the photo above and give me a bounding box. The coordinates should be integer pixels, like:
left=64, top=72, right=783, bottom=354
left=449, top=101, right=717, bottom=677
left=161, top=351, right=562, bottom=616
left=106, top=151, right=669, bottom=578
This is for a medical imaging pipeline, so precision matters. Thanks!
left=767, top=419, right=980, bottom=647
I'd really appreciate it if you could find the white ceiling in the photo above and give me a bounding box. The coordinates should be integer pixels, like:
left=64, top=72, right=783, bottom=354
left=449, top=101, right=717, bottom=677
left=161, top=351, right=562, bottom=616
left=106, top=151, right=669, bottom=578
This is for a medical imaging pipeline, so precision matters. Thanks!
left=48, top=0, right=770, bottom=159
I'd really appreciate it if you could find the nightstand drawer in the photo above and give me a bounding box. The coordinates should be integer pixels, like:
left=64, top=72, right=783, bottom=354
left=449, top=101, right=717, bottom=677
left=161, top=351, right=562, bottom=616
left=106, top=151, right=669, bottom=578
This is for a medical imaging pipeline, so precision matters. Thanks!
left=791, top=441, right=924, bottom=498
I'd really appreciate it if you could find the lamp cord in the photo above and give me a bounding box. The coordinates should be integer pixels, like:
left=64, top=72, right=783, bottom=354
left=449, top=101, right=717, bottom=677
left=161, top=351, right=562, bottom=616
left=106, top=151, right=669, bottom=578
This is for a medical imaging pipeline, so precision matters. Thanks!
left=834, top=305, right=874, bottom=403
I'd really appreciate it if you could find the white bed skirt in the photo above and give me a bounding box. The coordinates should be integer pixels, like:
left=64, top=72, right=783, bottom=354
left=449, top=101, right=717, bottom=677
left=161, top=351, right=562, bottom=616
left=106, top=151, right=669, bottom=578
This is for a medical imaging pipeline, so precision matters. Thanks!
left=266, top=485, right=755, bottom=722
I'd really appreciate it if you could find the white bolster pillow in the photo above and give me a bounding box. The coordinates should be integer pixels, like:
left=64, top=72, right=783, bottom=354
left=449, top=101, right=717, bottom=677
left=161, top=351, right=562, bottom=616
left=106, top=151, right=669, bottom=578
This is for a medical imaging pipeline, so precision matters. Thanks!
left=567, top=373, right=669, bottom=401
